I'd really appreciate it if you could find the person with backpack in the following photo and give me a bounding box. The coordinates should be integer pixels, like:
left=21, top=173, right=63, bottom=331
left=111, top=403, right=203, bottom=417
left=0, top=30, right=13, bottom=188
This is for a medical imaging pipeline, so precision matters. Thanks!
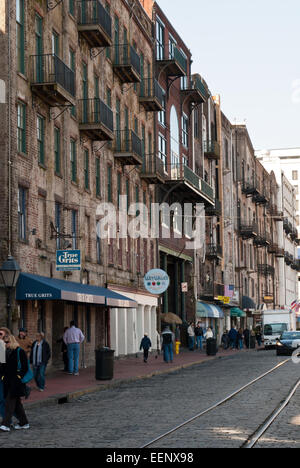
left=140, top=334, right=152, bottom=363
left=30, top=332, right=51, bottom=392
left=0, top=334, right=30, bottom=432
left=194, top=322, right=204, bottom=350
left=161, top=326, right=174, bottom=363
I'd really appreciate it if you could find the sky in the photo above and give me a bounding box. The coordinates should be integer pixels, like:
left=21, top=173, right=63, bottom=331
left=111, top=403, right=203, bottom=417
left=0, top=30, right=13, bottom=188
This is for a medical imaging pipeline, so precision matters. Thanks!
left=157, top=0, right=300, bottom=151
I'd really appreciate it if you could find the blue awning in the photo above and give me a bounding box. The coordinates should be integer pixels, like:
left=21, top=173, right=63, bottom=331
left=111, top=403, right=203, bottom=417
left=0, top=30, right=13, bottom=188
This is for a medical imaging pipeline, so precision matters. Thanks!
left=16, top=273, right=137, bottom=308
left=196, top=302, right=224, bottom=319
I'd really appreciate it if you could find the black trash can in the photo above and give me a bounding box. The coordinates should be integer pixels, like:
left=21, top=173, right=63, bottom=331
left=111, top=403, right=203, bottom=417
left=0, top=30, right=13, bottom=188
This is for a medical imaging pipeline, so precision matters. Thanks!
left=250, top=336, right=256, bottom=349
left=95, top=348, right=115, bottom=381
left=206, top=338, right=217, bottom=356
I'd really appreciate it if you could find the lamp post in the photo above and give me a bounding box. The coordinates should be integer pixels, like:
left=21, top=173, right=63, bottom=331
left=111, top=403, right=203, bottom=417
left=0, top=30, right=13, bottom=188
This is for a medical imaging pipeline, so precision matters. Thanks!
left=0, top=255, right=21, bottom=330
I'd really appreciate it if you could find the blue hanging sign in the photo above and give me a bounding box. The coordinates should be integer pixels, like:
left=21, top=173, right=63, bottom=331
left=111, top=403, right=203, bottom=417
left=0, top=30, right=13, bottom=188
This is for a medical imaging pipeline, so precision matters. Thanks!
left=56, top=250, right=81, bottom=271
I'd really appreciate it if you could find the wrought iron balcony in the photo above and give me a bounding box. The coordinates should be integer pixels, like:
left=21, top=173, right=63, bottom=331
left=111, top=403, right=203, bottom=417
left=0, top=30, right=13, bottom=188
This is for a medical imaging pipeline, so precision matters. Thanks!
left=254, top=232, right=270, bottom=247
left=242, top=177, right=259, bottom=197
left=181, top=76, right=208, bottom=104
left=140, top=154, right=165, bottom=184
left=205, top=198, right=222, bottom=217
left=30, top=54, right=75, bottom=106
left=156, top=45, right=187, bottom=77
left=77, top=0, right=112, bottom=48
left=113, top=44, right=141, bottom=83
left=268, top=204, right=283, bottom=221
left=200, top=282, right=224, bottom=300
left=113, top=130, right=142, bottom=165
left=78, top=98, right=114, bottom=141
left=203, top=140, right=221, bottom=160
left=206, top=243, right=223, bottom=260
left=139, top=78, right=164, bottom=112
left=283, top=218, right=293, bottom=234
left=257, top=264, right=275, bottom=276
left=239, top=222, right=258, bottom=239
left=284, top=252, right=294, bottom=266
left=290, top=227, right=298, bottom=241
left=268, top=243, right=285, bottom=257
left=165, top=161, right=214, bottom=204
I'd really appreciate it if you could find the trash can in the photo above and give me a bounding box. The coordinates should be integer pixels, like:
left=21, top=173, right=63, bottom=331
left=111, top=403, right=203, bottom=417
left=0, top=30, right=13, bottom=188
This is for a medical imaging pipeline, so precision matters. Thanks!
left=206, top=338, right=217, bottom=356
left=250, top=336, right=256, bottom=349
left=95, top=348, right=115, bottom=381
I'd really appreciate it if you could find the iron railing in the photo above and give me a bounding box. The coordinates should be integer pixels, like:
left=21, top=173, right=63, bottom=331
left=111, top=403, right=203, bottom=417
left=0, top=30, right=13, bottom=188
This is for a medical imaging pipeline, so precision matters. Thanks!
left=77, top=0, right=112, bottom=40
left=114, top=130, right=142, bottom=157
left=141, top=154, right=165, bottom=180
left=203, top=140, right=221, bottom=158
left=78, top=98, right=114, bottom=132
left=113, top=44, right=141, bottom=75
left=139, top=78, right=164, bottom=106
left=30, top=54, right=75, bottom=97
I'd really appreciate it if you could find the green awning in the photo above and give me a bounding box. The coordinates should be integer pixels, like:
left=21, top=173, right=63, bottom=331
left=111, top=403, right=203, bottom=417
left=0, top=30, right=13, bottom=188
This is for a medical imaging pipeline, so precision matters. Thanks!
left=230, top=307, right=246, bottom=318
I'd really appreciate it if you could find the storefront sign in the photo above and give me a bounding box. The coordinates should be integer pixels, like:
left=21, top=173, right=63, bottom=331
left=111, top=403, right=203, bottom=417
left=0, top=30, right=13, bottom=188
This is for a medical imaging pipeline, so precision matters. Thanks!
left=56, top=250, right=81, bottom=271
left=144, top=269, right=170, bottom=295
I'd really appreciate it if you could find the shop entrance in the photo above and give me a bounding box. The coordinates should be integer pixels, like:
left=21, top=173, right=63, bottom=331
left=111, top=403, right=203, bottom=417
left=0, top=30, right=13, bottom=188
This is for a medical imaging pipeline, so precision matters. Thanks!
left=52, top=302, right=65, bottom=368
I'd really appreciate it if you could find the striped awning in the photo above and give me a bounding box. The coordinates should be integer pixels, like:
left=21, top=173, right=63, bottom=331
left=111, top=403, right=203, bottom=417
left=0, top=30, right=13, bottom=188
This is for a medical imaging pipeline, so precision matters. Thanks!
left=196, top=302, right=224, bottom=319
left=230, top=307, right=246, bottom=318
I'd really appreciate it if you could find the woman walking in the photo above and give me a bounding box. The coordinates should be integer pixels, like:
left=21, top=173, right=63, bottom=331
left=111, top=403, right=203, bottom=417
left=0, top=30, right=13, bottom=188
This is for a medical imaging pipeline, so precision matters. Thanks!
left=0, top=335, right=30, bottom=432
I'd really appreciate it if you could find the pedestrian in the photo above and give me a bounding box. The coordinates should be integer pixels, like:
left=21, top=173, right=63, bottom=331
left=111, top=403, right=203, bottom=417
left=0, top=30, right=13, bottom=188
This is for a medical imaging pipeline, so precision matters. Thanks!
left=63, top=321, right=85, bottom=376
left=243, top=327, right=250, bottom=349
left=187, top=322, right=195, bottom=351
left=0, top=329, right=8, bottom=419
left=30, top=332, right=51, bottom=392
left=16, top=328, right=32, bottom=358
left=140, top=334, right=152, bottom=363
left=205, top=327, right=214, bottom=339
left=195, top=322, right=204, bottom=350
left=0, top=334, right=30, bottom=432
left=161, top=326, right=174, bottom=363
left=221, top=330, right=229, bottom=350
left=255, top=327, right=262, bottom=347
left=57, top=327, right=69, bottom=372
left=237, top=328, right=244, bottom=350
left=228, top=326, right=238, bottom=349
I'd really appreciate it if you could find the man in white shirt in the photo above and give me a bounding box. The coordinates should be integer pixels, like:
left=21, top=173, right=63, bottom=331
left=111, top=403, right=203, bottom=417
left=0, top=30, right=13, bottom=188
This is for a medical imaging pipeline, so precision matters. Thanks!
left=63, top=321, right=85, bottom=376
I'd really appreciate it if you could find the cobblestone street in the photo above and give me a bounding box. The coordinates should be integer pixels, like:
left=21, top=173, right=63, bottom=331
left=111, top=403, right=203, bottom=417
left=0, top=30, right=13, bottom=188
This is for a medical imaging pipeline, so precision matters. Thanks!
left=0, top=351, right=299, bottom=448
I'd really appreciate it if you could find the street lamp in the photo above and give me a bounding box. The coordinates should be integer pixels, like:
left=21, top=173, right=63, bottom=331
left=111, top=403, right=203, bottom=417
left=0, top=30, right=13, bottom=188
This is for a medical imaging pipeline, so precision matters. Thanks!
left=0, top=255, right=21, bottom=330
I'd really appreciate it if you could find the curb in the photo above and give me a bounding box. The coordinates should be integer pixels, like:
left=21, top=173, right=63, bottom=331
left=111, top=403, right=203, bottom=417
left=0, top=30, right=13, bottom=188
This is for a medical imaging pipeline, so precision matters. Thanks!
left=24, top=354, right=223, bottom=410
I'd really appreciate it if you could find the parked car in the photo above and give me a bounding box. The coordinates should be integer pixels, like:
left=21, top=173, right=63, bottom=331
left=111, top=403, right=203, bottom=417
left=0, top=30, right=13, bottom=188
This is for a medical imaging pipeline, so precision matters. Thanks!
left=276, top=331, right=300, bottom=356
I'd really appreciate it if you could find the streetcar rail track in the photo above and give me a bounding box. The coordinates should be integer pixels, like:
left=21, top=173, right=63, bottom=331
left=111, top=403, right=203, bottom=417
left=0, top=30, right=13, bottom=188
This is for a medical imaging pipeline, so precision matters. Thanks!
left=140, top=358, right=291, bottom=448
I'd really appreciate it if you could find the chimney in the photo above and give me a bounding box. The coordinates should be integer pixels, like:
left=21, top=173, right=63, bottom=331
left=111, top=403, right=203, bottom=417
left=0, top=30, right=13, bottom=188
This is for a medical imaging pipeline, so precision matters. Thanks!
left=138, top=0, right=154, bottom=19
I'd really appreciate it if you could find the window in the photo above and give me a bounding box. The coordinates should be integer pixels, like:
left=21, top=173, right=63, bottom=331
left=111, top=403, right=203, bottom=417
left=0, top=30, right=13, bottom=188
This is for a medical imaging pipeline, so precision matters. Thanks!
left=225, top=138, right=229, bottom=168
left=54, top=127, right=61, bottom=174
left=84, top=149, right=89, bottom=190
left=117, top=172, right=122, bottom=209
left=95, top=157, right=101, bottom=197
left=71, top=210, right=77, bottom=249
left=85, top=215, right=91, bottom=258
left=158, top=91, right=166, bottom=127
left=37, top=303, right=46, bottom=333
left=182, top=114, right=189, bottom=148
left=52, top=31, right=59, bottom=56
left=37, top=115, right=45, bottom=165
left=18, top=186, right=27, bottom=241
left=194, top=108, right=199, bottom=139
left=69, top=49, right=76, bottom=116
left=158, top=134, right=167, bottom=171
left=69, top=0, right=75, bottom=16
left=292, top=171, right=298, bottom=181
left=96, top=221, right=101, bottom=264
left=17, top=101, right=26, bottom=154
left=70, top=139, right=77, bottom=182
left=169, top=34, right=176, bottom=59
left=16, top=0, right=25, bottom=74
left=156, top=18, right=165, bottom=60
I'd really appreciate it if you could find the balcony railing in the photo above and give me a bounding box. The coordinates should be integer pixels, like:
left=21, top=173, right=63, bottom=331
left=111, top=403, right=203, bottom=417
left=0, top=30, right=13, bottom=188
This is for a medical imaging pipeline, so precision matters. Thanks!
left=181, top=76, right=208, bottom=103
left=139, top=78, right=164, bottom=112
left=166, top=162, right=214, bottom=203
left=268, top=204, right=283, bottom=221
left=77, top=0, right=112, bottom=47
left=206, top=243, right=223, bottom=259
left=254, top=232, right=271, bottom=247
left=200, top=282, right=224, bottom=298
left=78, top=98, right=114, bottom=140
left=156, top=45, right=187, bottom=76
left=239, top=222, right=258, bottom=239
left=242, top=177, right=259, bottom=196
left=257, top=264, right=275, bottom=276
left=203, top=140, right=221, bottom=160
left=113, top=130, right=142, bottom=165
left=140, top=154, right=165, bottom=184
left=206, top=198, right=222, bottom=216
left=284, top=252, right=294, bottom=266
left=113, top=44, right=141, bottom=83
left=268, top=243, right=285, bottom=257
left=30, top=54, right=75, bottom=105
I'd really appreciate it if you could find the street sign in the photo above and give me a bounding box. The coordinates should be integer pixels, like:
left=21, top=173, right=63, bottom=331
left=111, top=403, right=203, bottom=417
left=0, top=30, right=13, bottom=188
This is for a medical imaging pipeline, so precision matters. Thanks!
left=56, top=250, right=81, bottom=271
left=144, top=269, right=170, bottom=295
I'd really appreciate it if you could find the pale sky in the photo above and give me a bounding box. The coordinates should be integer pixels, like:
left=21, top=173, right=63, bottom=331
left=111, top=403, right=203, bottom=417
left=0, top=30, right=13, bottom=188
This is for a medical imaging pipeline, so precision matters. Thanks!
left=157, top=0, right=300, bottom=151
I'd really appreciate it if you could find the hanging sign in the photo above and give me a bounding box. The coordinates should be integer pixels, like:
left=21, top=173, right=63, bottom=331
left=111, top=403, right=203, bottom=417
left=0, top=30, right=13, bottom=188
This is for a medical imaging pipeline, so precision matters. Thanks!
left=144, top=269, right=170, bottom=295
left=56, top=250, right=81, bottom=271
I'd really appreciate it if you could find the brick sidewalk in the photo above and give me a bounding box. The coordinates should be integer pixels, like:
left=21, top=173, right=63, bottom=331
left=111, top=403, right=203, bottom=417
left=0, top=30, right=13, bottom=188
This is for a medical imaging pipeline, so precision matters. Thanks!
left=24, top=347, right=258, bottom=408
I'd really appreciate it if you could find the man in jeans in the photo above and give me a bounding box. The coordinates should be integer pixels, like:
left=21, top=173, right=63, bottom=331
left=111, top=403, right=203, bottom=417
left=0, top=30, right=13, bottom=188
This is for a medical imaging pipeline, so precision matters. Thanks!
left=194, top=322, right=204, bottom=350
left=161, top=327, right=174, bottom=363
left=63, top=321, right=85, bottom=376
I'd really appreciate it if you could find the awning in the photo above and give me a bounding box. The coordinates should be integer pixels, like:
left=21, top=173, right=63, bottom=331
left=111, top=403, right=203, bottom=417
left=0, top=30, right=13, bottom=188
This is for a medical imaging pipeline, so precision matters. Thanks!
left=16, top=273, right=137, bottom=308
left=230, top=307, right=246, bottom=318
left=242, top=296, right=256, bottom=310
left=196, top=302, right=224, bottom=319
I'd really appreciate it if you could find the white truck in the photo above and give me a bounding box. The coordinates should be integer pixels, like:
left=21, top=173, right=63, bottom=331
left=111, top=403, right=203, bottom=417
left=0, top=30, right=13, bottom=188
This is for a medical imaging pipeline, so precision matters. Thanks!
left=263, top=310, right=296, bottom=349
